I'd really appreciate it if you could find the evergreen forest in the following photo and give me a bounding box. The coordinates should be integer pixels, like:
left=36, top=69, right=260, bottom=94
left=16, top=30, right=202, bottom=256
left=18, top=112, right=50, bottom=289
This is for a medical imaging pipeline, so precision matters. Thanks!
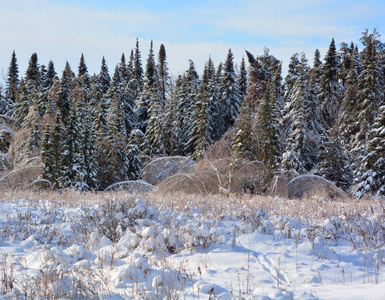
left=1, top=29, right=385, bottom=198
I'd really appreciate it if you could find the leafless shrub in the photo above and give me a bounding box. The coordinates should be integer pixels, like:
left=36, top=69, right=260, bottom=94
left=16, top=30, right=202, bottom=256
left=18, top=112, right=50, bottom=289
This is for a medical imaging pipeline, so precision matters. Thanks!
left=0, top=165, right=42, bottom=190
left=153, top=172, right=220, bottom=195
left=141, top=156, right=196, bottom=185
left=203, top=129, right=235, bottom=160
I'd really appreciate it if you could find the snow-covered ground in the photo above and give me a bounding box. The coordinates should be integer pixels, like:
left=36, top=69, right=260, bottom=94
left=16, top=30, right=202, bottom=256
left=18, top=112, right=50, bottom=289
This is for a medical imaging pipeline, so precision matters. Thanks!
left=0, top=194, right=384, bottom=299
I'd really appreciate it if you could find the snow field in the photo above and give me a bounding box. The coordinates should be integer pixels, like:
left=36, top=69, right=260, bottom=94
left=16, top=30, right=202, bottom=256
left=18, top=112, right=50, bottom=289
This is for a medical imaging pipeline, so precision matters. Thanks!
left=0, top=194, right=384, bottom=299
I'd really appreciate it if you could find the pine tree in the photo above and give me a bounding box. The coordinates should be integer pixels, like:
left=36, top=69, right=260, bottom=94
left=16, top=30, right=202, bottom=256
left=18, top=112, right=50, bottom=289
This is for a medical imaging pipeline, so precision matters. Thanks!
left=355, top=105, right=385, bottom=197
left=5, top=50, right=20, bottom=108
left=316, top=126, right=353, bottom=191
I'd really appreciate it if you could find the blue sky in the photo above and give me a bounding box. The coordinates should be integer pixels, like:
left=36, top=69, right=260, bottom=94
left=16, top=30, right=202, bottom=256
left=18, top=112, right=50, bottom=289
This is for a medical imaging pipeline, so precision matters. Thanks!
left=0, top=0, right=384, bottom=82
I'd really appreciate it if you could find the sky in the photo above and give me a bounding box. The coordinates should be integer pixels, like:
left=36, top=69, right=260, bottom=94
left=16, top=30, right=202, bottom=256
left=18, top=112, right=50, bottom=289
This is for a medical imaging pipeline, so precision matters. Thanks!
left=0, top=0, right=385, bottom=84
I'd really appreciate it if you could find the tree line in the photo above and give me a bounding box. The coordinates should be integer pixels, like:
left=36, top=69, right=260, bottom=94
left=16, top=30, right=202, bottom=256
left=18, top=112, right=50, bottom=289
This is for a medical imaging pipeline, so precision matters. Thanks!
left=1, top=30, right=384, bottom=197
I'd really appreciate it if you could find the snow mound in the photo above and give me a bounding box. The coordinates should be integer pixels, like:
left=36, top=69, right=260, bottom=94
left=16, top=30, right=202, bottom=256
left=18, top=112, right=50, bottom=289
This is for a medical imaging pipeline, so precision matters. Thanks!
left=141, top=156, right=196, bottom=185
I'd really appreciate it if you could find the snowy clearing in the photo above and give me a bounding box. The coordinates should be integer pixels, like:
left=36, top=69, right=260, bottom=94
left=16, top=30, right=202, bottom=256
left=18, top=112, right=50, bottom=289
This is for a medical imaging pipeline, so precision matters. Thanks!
left=0, top=193, right=384, bottom=299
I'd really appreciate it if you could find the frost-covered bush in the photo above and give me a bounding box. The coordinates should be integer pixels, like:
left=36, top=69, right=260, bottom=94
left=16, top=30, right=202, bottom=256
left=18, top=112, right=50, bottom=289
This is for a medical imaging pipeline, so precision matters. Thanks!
left=73, top=197, right=157, bottom=243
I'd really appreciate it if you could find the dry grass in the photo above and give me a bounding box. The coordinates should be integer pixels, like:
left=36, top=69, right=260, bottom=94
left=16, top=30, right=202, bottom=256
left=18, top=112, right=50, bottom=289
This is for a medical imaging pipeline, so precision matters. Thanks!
left=0, top=188, right=381, bottom=226
left=146, top=190, right=380, bottom=225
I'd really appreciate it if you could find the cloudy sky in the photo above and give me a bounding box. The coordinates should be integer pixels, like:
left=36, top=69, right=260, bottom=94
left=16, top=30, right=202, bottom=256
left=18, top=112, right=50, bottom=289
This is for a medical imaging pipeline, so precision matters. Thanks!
left=0, top=0, right=384, bottom=82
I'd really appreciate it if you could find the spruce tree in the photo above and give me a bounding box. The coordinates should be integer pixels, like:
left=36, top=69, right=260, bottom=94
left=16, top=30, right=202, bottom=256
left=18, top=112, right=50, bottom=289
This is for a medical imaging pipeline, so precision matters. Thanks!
left=319, top=38, right=344, bottom=129
left=355, top=105, right=385, bottom=197
left=135, top=40, right=160, bottom=133
left=182, top=60, right=200, bottom=155
left=41, top=124, right=55, bottom=185
left=316, top=126, right=353, bottom=192
left=218, top=49, right=242, bottom=136
left=126, top=144, right=142, bottom=180
left=339, top=47, right=361, bottom=150
left=25, top=53, right=40, bottom=88
left=99, top=57, right=111, bottom=95
left=56, top=68, right=71, bottom=126
left=172, top=75, right=187, bottom=155
left=13, top=79, right=31, bottom=125
left=127, top=49, right=135, bottom=82
left=134, top=38, right=144, bottom=90
left=157, top=44, right=170, bottom=101
left=50, top=111, right=64, bottom=188
left=61, top=103, right=80, bottom=188
left=356, top=38, right=383, bottom=145
left=128, top=128, right=152, bottom=158
left=232, top=99, right=257, bottom=161
left=238, top=57, right=248, bottom=102
left=232, top=51, right=269, bottom=161
left=119, top=53, right=130, bottom=84
left=78, top=111, right=99, bottom=191
left=45, top=60, right=56, bottom=89
left=284, top=53, right=301, bottom=99
left=5, top=50, right=20, bottom=107
left=254, top=83, right=282, bottom=176
left=98, top=95, right=130, bottom=189
left=78, top=53, right=88, bottom=77
left=190, top=65, right=212, bottom=160
left=282, top=65, right=313, bottom=174
left=146, top=89, right=165, bottom=154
